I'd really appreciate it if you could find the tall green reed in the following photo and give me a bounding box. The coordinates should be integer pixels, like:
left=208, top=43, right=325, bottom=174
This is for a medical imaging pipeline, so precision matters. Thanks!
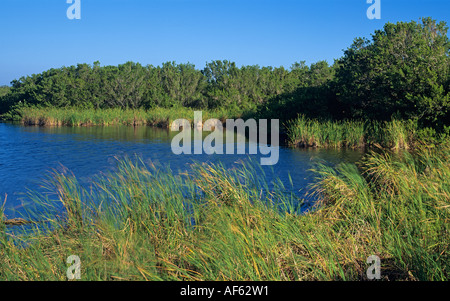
left=17, top=106, right=240, bottom=128
left=286, top=115, right=421, bottom=150
left=1, top=145, right=448, bottom=281
left=0, top=158, right=303, bottom=280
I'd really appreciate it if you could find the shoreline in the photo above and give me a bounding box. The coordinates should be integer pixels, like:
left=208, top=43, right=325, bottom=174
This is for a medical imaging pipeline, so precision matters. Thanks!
left=6, top=106, right=448, bottom=151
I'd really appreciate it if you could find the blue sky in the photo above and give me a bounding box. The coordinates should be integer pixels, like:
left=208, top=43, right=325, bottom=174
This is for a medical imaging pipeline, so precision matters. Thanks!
left=0, top=0, right=449, bottom=85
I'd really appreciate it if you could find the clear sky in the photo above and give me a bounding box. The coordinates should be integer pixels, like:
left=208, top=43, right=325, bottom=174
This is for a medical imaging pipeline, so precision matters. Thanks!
left=0, top=0, right=449, bottom=85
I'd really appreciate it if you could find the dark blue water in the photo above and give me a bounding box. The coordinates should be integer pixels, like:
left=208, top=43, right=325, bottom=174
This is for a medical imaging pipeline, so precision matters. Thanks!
left=0, top=122, right=363, bottom=218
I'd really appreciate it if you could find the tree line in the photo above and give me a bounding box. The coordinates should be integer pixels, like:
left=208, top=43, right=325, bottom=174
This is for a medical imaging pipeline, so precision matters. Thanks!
left=1, top=17, right=449, bottom=129
left=0, top=60, right=326, bottom=114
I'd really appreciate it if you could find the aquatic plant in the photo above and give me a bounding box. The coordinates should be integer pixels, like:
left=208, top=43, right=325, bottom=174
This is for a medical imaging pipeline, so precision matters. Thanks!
left=285, top=115, right=423, bottom=150
left=1, top=145, right=448, bottom=280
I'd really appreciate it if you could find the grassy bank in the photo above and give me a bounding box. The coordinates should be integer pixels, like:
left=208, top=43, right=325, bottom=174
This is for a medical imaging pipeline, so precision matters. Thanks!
left=5, top=106, right=450, bottom=150
left=7, top=106, right=239, bottom=128
left=285, top=115, right=449, bottom=150
left=1, top=145, right=448, bottom=280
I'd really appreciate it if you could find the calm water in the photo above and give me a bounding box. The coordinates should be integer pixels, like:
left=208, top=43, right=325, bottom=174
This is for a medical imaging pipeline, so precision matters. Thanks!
left=0, top=122, right=364, bottom=218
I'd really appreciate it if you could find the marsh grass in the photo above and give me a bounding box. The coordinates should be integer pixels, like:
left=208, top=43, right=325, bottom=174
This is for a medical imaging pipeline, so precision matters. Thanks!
left=285, top=116, right=366, bottom=148
left=1, top=144, right=448, bottom=281
left=286, top=115, right=420, bottom=150
left=0, top=158, right=303, bottom=281
left=309, top=143, right=450, bottom=280
left=0, top=198, right=5, bottom=233
left=17, top=107, right=236, bottom=128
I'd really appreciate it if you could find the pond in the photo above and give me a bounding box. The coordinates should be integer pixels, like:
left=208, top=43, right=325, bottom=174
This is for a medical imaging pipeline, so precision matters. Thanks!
left=0, top=122, right=364, bottom=218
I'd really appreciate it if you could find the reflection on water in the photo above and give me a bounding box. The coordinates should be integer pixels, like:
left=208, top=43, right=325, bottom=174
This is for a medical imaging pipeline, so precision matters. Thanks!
left=0, top=122, right=364, bottom=218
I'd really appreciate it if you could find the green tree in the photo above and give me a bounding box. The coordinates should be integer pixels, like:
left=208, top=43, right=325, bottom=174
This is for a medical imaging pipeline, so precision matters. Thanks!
left=0, top=85, right=11, bottom=114
left=334, top=17, right=450, bottom=126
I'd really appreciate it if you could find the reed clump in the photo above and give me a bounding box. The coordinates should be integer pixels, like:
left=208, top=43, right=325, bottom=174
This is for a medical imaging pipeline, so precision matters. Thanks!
left=285, top=115, right=366, bottom=148
left=286, top=115, right=424, bottom=150
left=0, top=145, right=448, bottom=281
left=309, top=143, right=450, bottom=280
